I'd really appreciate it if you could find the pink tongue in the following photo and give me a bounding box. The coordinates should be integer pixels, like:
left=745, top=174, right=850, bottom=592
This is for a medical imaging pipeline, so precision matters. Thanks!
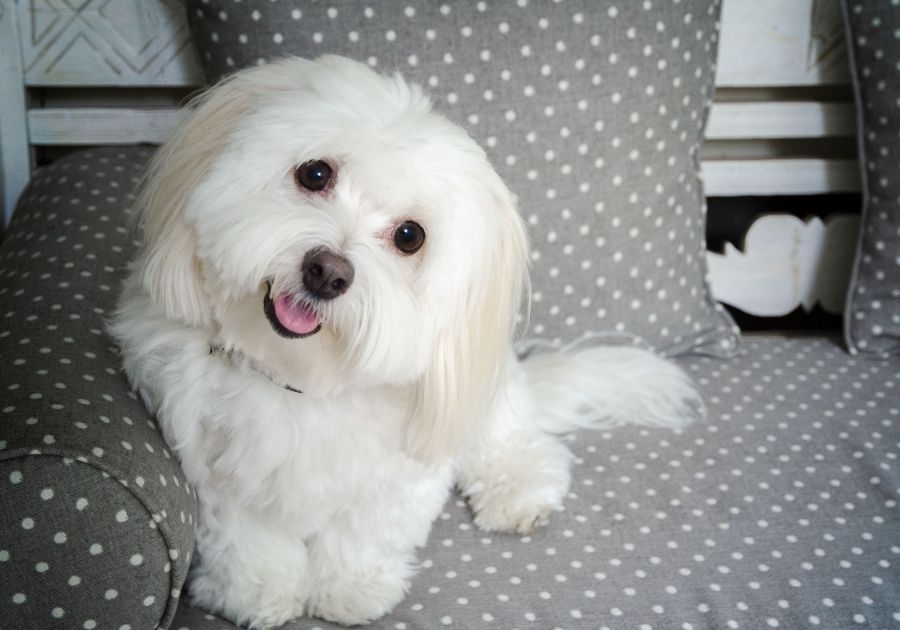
left=273, top=295, right=320, bottom=335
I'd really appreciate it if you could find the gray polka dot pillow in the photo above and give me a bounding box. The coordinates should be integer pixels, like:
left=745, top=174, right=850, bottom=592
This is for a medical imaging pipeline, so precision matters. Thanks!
left=842, top=1, right=900, bottom=357
left=186, top=0, right=740, bottom=357
left=0, top=147, right=198, bottom=630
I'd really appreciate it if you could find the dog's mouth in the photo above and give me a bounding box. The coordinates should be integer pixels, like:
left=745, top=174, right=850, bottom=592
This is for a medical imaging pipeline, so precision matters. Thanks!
left=263, top=287, right=322, bottom=339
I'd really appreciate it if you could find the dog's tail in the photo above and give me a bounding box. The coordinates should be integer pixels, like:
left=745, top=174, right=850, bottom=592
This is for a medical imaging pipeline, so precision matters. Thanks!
left=519, top=345, right=705, bottom=435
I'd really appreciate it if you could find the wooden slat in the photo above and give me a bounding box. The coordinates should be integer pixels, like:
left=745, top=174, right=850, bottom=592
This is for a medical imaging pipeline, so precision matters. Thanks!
left=28, top=109, right=862, bottom=196
left=32, top=102, right=859, bottom=146
left=702, top=159, right=860, bottom=196
left=28, top=108, right=187, bottom=145
left=33, top=100, right=859, bottom=145
left=706, top=102, right=856, bottom=139
left=1, top=0, right=31, bottom=224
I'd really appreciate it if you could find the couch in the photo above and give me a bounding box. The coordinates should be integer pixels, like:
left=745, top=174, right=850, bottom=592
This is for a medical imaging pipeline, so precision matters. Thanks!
left=1, top=1, right=898, bottom=629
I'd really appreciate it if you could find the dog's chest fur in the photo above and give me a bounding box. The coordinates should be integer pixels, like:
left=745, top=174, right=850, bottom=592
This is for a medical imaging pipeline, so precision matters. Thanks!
left=115, top=287, right=452, bottom=539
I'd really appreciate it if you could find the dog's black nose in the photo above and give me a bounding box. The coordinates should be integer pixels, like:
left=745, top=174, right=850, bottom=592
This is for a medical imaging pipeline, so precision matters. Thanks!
left=302, top=248, right=354, bottom=300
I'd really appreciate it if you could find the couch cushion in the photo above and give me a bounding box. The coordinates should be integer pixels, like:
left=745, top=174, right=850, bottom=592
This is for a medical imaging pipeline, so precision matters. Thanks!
left=185, top=0, right=740, bottom=357
left=0, top=147, right=198, bottom=630
left=170, top=334, right=900, bottom=629
left=842, top=0, right=900, bottom=357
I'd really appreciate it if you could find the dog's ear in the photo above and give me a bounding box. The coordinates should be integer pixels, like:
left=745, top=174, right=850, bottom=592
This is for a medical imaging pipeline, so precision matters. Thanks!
left=134, top=77, right=251, bottom=326
left=405, top=179, right=530, bottom=463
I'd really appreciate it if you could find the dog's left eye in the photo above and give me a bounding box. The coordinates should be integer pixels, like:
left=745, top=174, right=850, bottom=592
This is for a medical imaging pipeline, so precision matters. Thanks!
left=295, top=160, right=333, bottom=192
left=393, top=221, right=426, bottom=255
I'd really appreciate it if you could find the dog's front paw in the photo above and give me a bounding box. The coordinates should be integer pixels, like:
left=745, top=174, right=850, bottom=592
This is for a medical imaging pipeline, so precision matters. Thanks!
left=190, top=571, right=306, bottom=630
left=462, top=433, right=572, bottom=535
left=307, top=571, right=409, bottom=626
left=470, top=484, right=556, bottom=535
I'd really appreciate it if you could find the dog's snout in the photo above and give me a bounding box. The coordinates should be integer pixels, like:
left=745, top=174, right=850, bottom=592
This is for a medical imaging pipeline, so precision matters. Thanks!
left=302, top=248, right=354, bottom=300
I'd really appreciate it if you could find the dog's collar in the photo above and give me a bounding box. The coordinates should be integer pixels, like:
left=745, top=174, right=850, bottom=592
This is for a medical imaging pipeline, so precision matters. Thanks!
left=208, top=344, right=303, bottom=394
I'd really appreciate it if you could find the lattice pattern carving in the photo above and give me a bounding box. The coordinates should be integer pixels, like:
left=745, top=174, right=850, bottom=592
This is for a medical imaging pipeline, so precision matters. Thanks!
left=19, top=0, right=203, bottom=86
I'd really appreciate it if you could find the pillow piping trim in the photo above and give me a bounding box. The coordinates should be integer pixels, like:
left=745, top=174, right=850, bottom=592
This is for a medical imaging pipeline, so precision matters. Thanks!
left=0, top=447, right=196, bottom=630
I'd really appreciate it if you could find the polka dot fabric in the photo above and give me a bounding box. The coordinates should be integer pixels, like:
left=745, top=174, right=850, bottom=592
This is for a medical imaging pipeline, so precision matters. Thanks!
left=0, top=148, right=198, bottom=630
left=1, top=458, right=179, bottom=629
left=842, top=0, right=900, bottom=357
left=186, top=0, right=740, bottom=357
left=0, top=152, right=897, bottom=629
left=167, top=335, right=899, bottom=630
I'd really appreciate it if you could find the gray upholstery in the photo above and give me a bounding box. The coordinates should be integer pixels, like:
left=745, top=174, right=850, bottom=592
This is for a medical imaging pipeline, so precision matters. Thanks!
left=842, top=0, right=900, bottom=357
left=0, top=148, right=197, bottom=630
left=186, top=0, right=740, bottom=357
left=167, top=334, right=900, bottom=630
left=7, top=154, right=894, bottom=630
left=1, top=4, right=899, bottom=628
left=0, top=148, right=897, bottom=630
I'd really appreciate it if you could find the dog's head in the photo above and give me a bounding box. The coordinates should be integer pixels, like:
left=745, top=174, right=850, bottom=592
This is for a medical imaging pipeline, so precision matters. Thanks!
left=134, top=55, right=529, bottom=460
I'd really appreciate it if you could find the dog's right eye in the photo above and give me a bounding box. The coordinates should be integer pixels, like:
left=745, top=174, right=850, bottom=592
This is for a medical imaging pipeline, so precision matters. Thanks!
left=295, top=160, right=333, bottom=192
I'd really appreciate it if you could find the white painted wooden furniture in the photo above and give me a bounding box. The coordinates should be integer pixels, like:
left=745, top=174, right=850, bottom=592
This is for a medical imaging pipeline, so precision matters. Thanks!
left=0, top=0, right=860, bottom=318
left=707, top=214, right=859, bottom=317
left=0, top=0, right=202, bottom=222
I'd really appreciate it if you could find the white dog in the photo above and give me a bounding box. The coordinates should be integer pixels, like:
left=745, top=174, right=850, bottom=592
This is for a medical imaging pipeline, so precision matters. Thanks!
left=111, top=56, right=702, bottom=628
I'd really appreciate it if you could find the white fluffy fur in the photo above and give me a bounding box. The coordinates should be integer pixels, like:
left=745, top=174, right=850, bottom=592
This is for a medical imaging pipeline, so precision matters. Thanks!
left=110, top=56, right=704, bottom=628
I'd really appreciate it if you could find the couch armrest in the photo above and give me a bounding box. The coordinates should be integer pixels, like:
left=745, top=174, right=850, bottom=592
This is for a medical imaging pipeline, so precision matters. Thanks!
left=0, top=147, right=197, bottom=630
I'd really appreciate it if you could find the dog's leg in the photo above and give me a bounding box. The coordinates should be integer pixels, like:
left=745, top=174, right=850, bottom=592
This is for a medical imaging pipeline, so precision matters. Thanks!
left=306, top=466, right=452, bottom=626
left=188, top=499, right=310, bottom=629
left=455, top=359, right=574, bottom=534
left=457, top=346, right=702, bottom=535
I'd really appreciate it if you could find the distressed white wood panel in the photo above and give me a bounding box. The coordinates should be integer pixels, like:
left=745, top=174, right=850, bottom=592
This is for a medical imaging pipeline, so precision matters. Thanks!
left=707, top=213, right=859, bottom=316
left=702, top=159, right=860, bottom=196
left=13, top=0, right=847, bottom=89
left=1, top=0, right=31, bottom=223
left=716, top=0, right=850, bottom=86
left=19, top=0, right=203, bottom=86
left=705, top=102, right=856, bottom=139
left=28, top=108, right=187, bottom=144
